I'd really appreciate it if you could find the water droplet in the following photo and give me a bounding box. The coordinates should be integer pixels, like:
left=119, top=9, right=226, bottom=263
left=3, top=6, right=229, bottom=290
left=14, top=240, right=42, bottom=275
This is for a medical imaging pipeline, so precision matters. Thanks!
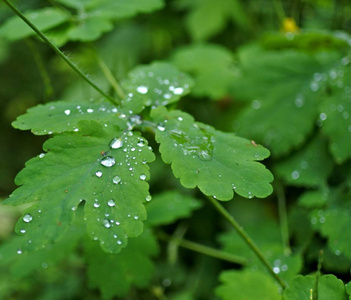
left=112, top=175, right=121, bottom=184
left=23, top=214, right=33, bottom=223
left=335, top=249, right=341, bottom=256
left=101, top=156, right=115, bottom=167
left=107, top=199, right=116, bottom=207
left=71, top=206, right=76, bottom=211
left=93, top=202, right=100, bottom=208
left=178, top=117, right=183, bottom=121
left=136, top=86, right=148, bottom=94
left=17, top=249, right=22, bottom=255
left=95, top=171, right=103, bottom=177
left=117, top=240, right=122, bottom=245
left=295, top=96, right=304, bottom=108
left=157, top=124, right=166, bottom=131
left=320, top=113, right=327, bottom=121
left=291, top=171, right=300, bottom=180
left=110, top=137, right=123, bottom=149
left=273, top=267, right=280, bottom=274
left=64, top=109, right=71, bottom=115
left=103, top=219, right=111, bottom=228
left=20, top=229, right=26, bottom=234
left=87, top=108, right=94, bottom=113
left=39, top=153, right=45, bottom=158
left=140, top=174, right=146, bottom=180
left=146, top=195, right=152, bottom=202
left=281, top=264, right=288, bottom=271
left=134, top=215, right=139, bottom=220
left=173, top=87, right=184, bottom=95
left=42, top=263, right=48, bottom=269
left=310, top=81, right=319, bottom=92
left=251, top=99, right=261, bottom=110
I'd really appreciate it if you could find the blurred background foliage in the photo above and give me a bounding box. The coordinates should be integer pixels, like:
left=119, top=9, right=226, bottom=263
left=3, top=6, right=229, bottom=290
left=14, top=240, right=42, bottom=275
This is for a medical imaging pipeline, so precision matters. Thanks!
left=1, top=0, right=351, bottom=299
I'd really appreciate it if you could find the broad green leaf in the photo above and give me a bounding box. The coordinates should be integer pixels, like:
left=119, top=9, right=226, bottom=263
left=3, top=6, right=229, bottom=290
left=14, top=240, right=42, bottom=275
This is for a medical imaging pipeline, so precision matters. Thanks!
left=319, top=60, right=351, bottom=163
left=283, top=274, right=347, bottom=300
left=185, top=0, right=248, bottom=41
left=5, top=120, right=155, bottom=253
left=12, top=100, right=126, bottom=135
left=151, top=106, right=273, bottom=200
left=67, top=15, right=113, bottom=42
left=0, top=8, right=69, bottom=41
left=172, top=44, right=238, bottom=99
left=85, top=228, right=159, bottom=299
left=310, top=193, right=351, bottom=260
left=232, top=46, right=336, bottom=156
left=215, top=270, right=281, bottom=300
left=274, top=135, right=333, bottom=188
left=146, top=191, right=202, bottom=226
left=122, top=62, right=194, bottom=112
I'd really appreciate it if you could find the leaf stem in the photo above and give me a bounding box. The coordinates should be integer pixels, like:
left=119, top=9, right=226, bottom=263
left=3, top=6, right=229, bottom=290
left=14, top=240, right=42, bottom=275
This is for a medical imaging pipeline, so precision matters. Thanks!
left=275, top=181, right=291, bottom=255
left=25, top=37, right=54, bottom=100
left=89, top=45, right=125, bottom=100
left=157, top=231, right=247, bottom=265
left=3, top=0, right=118, bottom=106
left=207, top=196, right=287, bottom=289
left=313, top=250, right=323, bottom=300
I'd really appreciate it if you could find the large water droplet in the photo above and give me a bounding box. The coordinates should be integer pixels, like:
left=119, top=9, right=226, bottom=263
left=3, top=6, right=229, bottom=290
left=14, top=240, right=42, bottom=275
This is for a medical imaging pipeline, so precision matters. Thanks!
left=140, top=174, right=146, bottom=180
left=136, top=86, right=148, bottom=94
left=93, top=202, right=100, bottom=208
left=173, top=87, right=184, bottom=95
left=113, top=175, right=121, bottom=184
left=110, top=137, right=123, bottom=149
left=23, top=213, right=33, bottom=223
left=103, top=219, right=111, bottom=228
left=64, top=109, right=71, bottom=115
left=107, top=199, right=116, bottom=207
left=101, top=156, right=115, bottom=167
left=146, top=195, right=152, bottom=202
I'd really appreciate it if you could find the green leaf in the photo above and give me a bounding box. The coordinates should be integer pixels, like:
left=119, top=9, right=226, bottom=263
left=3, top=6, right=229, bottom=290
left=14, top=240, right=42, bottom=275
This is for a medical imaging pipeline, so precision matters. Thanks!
left=145, top=191, right=202, bottom=226
left=185, top=0, right=248, bottom=41
left=283, top=274, right=347, bottom=300
left=0, top=8, right=69, bottom=41
left=319, top=60, right=351, bottom=163
left=12, top=100, right=126, bottom=135
left=298, top=189, right=329, bottom=208
left=67, top=15, right=113, bottom=42
left=5, top=120, right=155, bottom=253
left=233, top=46, right=336, bottom=156
left=274, top=135, right=333, bottom=188
left=85, top=228, right=159, bottom=299
left=215, top=270, right=281, bottom=300
left=346, top=282, right=351, bottom=299
left=122, top=62, right=194, bottom=112
left=172, top=44, right=238, bottom=99
left=151, top=106, right=273, bottom=200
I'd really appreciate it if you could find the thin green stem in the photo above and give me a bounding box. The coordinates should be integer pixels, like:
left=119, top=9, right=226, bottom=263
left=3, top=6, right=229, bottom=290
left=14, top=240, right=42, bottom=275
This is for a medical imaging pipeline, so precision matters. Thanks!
left=276, top=182, right=291, bottom=256
left=157, top=231, right=247, bottom=265
left=90, top=45, right=125, bottom=100
left=25, top=37, right=54, bottom=100
left=207, top=196, right=287, bottom=289
left=3, top=0, right=118, bottom=105
left=313, top=250, right=324, bottom=300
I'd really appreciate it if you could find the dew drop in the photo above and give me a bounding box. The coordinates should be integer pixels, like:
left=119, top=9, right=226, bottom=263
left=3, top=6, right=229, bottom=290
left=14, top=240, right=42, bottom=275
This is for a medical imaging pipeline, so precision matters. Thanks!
left=93, top=202, right=100, bottom=208
left=87, top=108, right=94, bottom=113
left=178, top=117, right=183, bottom=121
left=103, top=219, right=111, bottom=228
left=146, top=195, right=152, bottom=202
left=251, top=99, right=261, bottom=110
left=173, top=87, right=184, bottom=95
left=107, top=199, right=116, bottom=207
left=113, top=175, right=121, bottom=184
left=20, top=229, right=26, bottom=234
left=17, top=249, right=22, bottom=255
left=117, top=240, right=122, bottom=245
left=23, top=213, right=33, bottom=223
left=100, top=156, right=115, bottom=167
left=110, top=137, right=123, bottom=149
left=291, top=170, right=300, bottom=180
left=95, top=171, right=103, bottom=177
left=134, top=215, right=139, bottom=220
left=136, top=85, right=148, bottom=94
left=140, top=174, right=146, bottom=180
left=273, top=267, right=280, bottom=274
left=157, top=124, right=166, bottom=131
left=64, top=109, right=71, bottom=115
left=39, top=153, right=45, bottom=158
left=319, top=113, right=327, bottom=121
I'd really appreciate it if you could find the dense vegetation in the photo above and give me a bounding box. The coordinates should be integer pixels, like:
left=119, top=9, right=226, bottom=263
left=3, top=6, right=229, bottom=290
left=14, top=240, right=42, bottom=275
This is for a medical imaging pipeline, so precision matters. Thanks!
left=1, top=0, right=351, bottom=299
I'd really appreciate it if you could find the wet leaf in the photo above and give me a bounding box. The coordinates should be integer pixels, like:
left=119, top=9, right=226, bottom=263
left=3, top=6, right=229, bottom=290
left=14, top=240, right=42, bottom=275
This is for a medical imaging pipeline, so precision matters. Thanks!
left=4, top=120, right=155, bottom=253
left=151, top=106, right=273, bottom=200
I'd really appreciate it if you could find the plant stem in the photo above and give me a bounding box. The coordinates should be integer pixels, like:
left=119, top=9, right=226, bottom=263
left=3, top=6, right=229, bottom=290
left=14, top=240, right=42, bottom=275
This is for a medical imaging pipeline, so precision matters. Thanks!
left=25, top=37, right=54, bottom=100
left=313, top=250, right=324, bottom=300
left=90, top=45, right=125, bottom=100
left=157, top=231, right=247, bottom=265
left=3, top=0, right=118, bottom=106
left=207, top=196, right=287, bottom=289
left=276, top=182, right=291, bottom=255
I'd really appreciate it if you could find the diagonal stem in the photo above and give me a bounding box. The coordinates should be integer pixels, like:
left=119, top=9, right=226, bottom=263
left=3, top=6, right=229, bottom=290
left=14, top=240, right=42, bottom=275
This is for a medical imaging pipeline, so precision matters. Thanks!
left=3, top=0, right=119, bottom=106
left=207, top=196, right=287, bottom=289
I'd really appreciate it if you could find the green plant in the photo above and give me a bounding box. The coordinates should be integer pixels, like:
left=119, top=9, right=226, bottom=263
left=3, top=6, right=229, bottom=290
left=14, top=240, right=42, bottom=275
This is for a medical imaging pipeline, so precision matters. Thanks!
left=1, top=0, right=351, bottom=299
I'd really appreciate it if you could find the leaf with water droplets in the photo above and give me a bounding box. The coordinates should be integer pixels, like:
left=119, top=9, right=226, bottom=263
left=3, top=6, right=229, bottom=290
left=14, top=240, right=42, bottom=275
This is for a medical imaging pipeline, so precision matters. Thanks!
left=215, top=270, right=281, bottom=300
left=12, top=100, right=124, bottom=135
left=172, top=43, right=238, bottom=99
left=122, top=62, right=194, bottom=113
left=283, top=274, right=348, bottom=300
left=146, top=191, right=202, bottom=226
left=151, top=106, right=273, bottom=200
left=0, top=7, right=69, bottom=41
left=84, top=228, right=159, bottom=298
left=274, top=135, right=333, bottom=188
left=232, top=45, right=337, bottom=157
left=4, top=120, right=155, bottom=253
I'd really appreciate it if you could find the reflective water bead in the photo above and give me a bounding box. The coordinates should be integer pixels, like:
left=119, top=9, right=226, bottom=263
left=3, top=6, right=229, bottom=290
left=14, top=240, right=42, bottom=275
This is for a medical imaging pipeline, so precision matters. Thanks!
left=112, top=175, right=121, bottom=184
left=146, top=195, right=152, bottom=202
left=17, top=249, right=22, bottom=255
left=95, top=171, right=103, bottom=177
left=117, top=240, right=122, bottom=245
left=64, top=109, right=71, bottom=115
left=103, top=219, right=111, bottom=228
left=134, top=215, right=139, bottom=220
left=20, top=229, right=26, bottom=234
left=291, top=170, right=300, bottom=180
left=87, top=108, right=94, bottom=113
left=173, top=87, right=184, bottom=95
left=23, top=213, right=33, bottom=223
left=140, top=174, right=146, bottom=180
left=100, top=156, right=115, bottom=167
left=136, top=85, right=148, bottom=94
left=107, top=199, right=116, bottom=207
left=110, top=137, right=123, bottom=149
left=157, top=124, right=166, bottom=131
left=93, top=202, right=100, bottom=208
left=39, top=153, right=45, bottom=158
